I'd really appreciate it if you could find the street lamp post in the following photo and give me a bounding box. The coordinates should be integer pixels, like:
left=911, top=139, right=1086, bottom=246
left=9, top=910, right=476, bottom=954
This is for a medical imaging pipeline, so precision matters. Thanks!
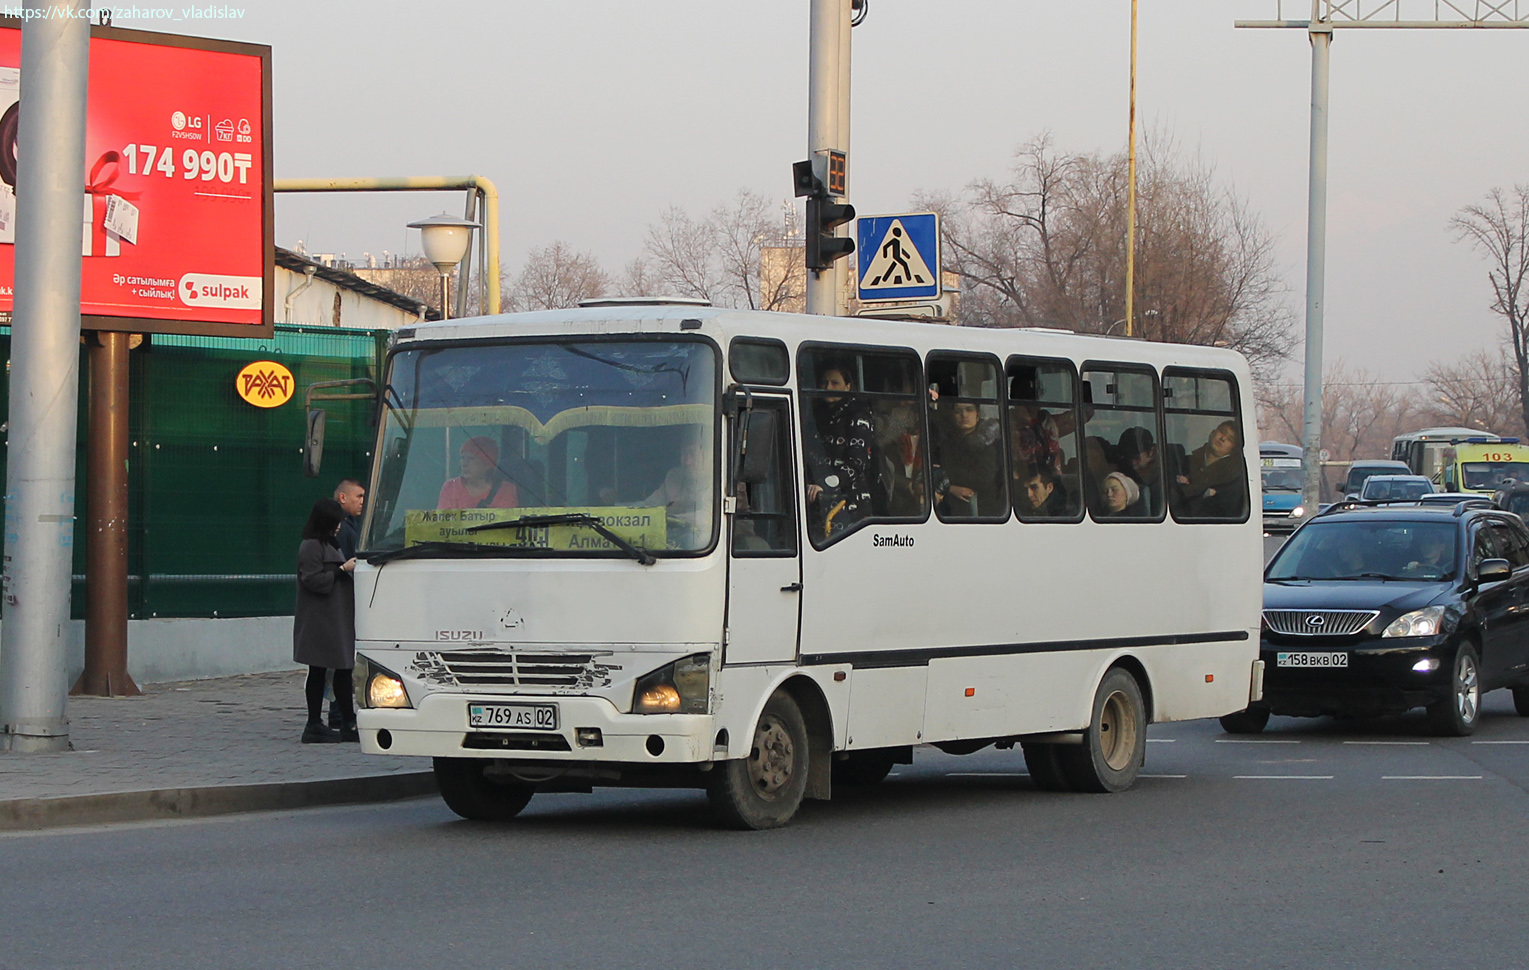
left=408, top=213, right=478, bottom=320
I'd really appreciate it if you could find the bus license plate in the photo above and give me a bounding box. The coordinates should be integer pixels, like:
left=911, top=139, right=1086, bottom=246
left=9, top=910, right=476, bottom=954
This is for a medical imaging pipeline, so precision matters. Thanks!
left=1276, top=652, right=1349, bottom=668
left=468, top=702, right=559, bottom=730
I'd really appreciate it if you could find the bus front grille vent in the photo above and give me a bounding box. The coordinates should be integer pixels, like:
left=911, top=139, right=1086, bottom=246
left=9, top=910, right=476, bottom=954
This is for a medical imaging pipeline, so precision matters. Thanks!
left=432, top=650, right=616, bottom=689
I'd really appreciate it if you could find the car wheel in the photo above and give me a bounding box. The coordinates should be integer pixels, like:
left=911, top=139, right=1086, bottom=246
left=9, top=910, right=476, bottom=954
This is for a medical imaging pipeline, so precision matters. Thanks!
left=1219, top=707, right=1271, bottom=734
left=708, top=689, right=810, bottom=829
left=1426, top=644, right=1481, bottom=737
left=1021, top=742, right=1073, bottom=792
left=1058, top=667, right=1147, bottom=793
left=433, top=757, right=535, bottom=821
left=1513, top=686, right=1529, bottom=717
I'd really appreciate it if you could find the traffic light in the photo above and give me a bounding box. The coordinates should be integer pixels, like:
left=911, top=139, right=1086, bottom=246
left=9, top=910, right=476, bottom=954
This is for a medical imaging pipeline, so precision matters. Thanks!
left=806, top=196, right=855, bottom=272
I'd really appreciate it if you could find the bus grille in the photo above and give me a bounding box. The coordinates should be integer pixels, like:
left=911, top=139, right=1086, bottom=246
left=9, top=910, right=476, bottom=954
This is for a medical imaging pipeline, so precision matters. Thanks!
left=1263, top=610, right=1379, bottom=637
left=415, top=648, right=617, bottom=688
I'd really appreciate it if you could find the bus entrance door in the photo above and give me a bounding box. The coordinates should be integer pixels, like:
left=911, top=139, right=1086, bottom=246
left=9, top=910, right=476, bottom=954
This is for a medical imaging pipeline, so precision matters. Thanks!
left=724, top=396, right=802, bottom=665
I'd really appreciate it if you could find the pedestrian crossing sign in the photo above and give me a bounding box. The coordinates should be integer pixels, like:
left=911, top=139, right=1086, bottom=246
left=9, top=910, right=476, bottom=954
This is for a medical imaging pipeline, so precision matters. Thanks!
left=857, top=212, right=940, bottom=302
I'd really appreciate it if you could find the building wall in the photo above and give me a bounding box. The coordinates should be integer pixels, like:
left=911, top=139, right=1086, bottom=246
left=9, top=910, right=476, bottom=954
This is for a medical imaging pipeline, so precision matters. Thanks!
left=277, top=264, right=425, bottom=329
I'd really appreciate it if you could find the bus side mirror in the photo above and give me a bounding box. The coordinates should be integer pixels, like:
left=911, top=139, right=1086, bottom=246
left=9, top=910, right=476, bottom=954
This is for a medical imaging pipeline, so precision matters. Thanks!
left=303, top=409, right=326, bottom=479
left=739, top=410, right=776, bottom=485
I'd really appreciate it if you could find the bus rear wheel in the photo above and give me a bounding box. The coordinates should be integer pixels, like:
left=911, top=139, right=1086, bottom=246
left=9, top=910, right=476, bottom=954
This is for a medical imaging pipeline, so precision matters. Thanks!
left=708, top=690, right=809, bottom=829
left=1059, top=667, right=1146, bottom=793
left=1021, top=742, right=1073, bottom=792
left=433, top=757, right=535, bottom=821
left=833, top=750, right=896, bottom=787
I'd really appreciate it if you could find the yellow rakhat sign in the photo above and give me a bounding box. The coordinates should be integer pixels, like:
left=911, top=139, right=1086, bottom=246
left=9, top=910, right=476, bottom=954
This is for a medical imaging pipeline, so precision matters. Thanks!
left=404, top=507, right=667, bottom=552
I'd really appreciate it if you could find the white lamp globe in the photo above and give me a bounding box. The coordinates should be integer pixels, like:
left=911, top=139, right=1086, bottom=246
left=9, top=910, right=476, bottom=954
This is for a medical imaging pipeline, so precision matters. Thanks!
left=407, top=213, right=477, bottom=273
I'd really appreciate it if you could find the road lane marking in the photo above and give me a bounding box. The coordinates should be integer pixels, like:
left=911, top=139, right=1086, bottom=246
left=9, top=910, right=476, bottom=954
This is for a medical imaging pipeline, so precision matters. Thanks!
left=1471, top=740, right=1529, bottom=744
left=1216, top=739, right=1300, bottom=744
left=1140, top=774, right=1187, bottom=779
left=1234, top=775, right=1333, bottom=779
left=1344, top=740, right=1430, bottom=745
left=1382, top=775, right=1483, bottom=780
left=1147, top=738, right=1176, bottom=743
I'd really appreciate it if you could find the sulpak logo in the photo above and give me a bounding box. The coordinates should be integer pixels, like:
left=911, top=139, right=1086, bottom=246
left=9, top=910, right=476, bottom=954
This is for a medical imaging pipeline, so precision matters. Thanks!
left=179, top=273, right=262, bottom=310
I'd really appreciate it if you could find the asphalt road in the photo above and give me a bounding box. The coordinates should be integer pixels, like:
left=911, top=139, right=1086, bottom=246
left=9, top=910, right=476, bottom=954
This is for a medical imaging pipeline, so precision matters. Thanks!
left=4, top=693, right=1528, bottom=970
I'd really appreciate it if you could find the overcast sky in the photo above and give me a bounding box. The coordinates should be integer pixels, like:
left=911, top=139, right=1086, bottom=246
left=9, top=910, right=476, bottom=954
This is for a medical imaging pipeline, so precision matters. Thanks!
left=117, top=0, right=1529, bottom=383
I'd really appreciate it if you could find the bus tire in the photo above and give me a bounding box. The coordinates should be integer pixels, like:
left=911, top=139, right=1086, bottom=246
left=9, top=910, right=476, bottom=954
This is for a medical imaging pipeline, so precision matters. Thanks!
left=1021, top=742, right=1073, bottom=792
left=433, top=757, right=535, bottom=821
left=832, top=750, right=896, bottom=787
left=708, top=690, right=810, bottom=829
left=1512, top=685, right=1529, bottom=717
left=1059, top=667, right=1146, bottom=793
left=1219, top=707, right=1270, bottom=734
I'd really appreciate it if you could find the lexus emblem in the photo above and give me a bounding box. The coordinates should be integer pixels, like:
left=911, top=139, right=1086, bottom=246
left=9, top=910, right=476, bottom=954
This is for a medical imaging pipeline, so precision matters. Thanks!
left=1305, top=614, right=1326, bottom=628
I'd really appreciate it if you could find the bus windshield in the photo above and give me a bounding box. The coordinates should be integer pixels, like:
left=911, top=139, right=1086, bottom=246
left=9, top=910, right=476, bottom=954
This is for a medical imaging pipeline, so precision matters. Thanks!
left=1260, top=458, right=1302, bottom=491
left=364, top=338, right=718, bottom=557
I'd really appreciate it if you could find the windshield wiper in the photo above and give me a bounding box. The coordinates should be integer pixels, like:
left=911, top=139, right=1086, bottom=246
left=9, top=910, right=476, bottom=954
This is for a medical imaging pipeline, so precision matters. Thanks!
left=465, top=513, right=657, bottom=566
left=1356, top=572, right=1406, bottom=582
left=364, top=540, right=506, bottom=565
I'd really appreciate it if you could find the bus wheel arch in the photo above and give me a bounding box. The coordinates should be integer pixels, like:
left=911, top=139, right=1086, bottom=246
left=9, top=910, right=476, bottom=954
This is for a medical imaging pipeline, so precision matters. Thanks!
left=1108, top=654, right=1155, bottom=722
left=708, top=685, right=814, bottom=829
left=778, top=675, right=834, bottom=801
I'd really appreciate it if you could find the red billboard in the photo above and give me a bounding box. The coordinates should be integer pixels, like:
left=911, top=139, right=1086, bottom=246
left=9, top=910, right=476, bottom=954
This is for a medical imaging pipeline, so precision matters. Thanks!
left=0, top=21, right=272, bottom=337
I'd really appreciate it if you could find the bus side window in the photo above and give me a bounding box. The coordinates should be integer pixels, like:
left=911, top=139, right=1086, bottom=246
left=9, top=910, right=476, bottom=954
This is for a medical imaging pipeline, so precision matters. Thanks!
left=798, top=344, right=924, bottom=547
left=1080, top=365, right=1164, bottom=521
left=1163, top=369, right=1248, bottom=522
left=1007, top=357, right=1082, bottom=521
left=927, top=354, right=1007, bottom=521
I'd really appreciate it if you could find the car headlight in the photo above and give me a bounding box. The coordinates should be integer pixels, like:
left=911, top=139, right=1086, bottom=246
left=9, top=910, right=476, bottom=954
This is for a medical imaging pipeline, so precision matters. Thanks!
left=1291, top=505, right=1306, bottom=518
left=632, top=653, right=710, bottom=714
left=1383, top=605, right=1446, bottom=638
left=353, top=655, right=412, bottom=709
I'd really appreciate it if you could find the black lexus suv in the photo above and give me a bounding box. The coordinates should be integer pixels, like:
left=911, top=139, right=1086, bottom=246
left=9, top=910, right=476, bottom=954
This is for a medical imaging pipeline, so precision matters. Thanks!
left=1223, top=499, right=1529, bottom=736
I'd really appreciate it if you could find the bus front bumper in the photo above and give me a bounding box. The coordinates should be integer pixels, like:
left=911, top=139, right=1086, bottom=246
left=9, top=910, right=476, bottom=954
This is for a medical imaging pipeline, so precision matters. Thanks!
left=356, top=692, right=716, bottom=764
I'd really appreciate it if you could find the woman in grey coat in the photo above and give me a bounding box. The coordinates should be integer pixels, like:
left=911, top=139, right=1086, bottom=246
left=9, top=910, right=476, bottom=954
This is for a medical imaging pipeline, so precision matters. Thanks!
left=293, top=498, right=357, bottom=743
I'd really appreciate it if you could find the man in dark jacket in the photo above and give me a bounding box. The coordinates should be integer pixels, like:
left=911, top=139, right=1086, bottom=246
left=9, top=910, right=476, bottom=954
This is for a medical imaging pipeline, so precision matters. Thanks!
left=334, top=478, right=365, bottom=559
left=804, top=362, right=875, bottom=541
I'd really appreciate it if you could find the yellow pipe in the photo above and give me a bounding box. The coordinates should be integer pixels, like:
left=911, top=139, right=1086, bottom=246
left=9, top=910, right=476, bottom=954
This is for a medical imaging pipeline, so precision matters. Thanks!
left=273, top=175, right=501, bottom=314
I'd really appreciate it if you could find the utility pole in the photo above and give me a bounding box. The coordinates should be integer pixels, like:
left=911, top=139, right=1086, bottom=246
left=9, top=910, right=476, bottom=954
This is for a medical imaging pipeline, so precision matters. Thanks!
left=803, top=0, right=856, bottom=316
left=1, top=4, right=92, bottom=753
left=1237, top=0, right=1529, bottom=515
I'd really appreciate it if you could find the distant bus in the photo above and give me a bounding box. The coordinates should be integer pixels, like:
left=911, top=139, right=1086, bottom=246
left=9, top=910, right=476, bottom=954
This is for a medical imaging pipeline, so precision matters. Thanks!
left=1391, top=427, right=1509, bottom=482
left=1258, top=442, right=1305, bottom=533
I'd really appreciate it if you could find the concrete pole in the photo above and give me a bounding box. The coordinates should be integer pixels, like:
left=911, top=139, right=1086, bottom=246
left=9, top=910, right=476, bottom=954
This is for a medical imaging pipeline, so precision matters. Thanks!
left=1301, top=21, right=1332, bottom=513
left=805, top=0, right=848, bottom=316
left=834, top=0, right=852, bottom=316
left=1, top=6, right=92, bottom=753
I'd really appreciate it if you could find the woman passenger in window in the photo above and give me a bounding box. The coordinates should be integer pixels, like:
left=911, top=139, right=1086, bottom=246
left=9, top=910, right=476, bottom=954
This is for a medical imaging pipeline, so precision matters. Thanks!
left=437, top=436, right=519, bottom=510
left=805, top=362, right=874, bottom=538
left=934, top=401, right=1001, bottom=517
left=1116, top=427, right=1161, bottom=514
left=1101, top=471, right=1141, bottom=517
left=1176, top=420, right=1245, bottom=517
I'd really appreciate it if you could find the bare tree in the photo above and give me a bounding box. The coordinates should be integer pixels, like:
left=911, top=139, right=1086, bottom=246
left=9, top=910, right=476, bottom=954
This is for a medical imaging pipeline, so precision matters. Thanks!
left=505, top=241, right=609, bottom=311
left=923, top=133, right=1294, bottom=374
left=642, top=189, right=803, bottom=311
left=1451, top=185, right=1529, bottom=433
left=1418, top=346, right=1527, bottom=438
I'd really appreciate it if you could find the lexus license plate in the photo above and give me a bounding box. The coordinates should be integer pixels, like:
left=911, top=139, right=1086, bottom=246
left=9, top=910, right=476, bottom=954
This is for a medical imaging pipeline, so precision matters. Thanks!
left=1276, top=651, right=1349, bottom=668
left=467, top=702, right=558, bottom=730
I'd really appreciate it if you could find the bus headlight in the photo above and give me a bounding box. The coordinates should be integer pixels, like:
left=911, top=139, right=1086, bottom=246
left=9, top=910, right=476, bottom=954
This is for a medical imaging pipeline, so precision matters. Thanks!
left=633, top=654, right=710, bottom=714
left=354, top=656, right=412, bottom=709
left=1383, top=606, right=1446, bottom=638
left=1291, top=505, right=1306, bottom=518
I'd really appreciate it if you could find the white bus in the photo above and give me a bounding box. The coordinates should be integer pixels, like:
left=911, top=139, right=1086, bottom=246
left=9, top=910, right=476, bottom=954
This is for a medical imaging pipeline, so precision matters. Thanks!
left=347, top=304, right=1264, bottom=828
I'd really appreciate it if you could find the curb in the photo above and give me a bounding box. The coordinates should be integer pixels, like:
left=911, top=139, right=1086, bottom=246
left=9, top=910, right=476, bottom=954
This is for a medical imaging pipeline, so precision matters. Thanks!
left=0, top=771, right=437, bottom=832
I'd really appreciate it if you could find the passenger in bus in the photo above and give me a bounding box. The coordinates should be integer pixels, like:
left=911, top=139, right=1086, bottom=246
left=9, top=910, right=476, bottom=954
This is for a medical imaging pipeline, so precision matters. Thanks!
left=874, top=396, right=924, bottom=517
left=933, top=401, right=1001, bottom=517
left=643, top=430, right=708, bottom=545
left=805, top=362, right=875, bottom=537
left=1116, top=427, right=1161, bottom=514
left=437, top=436, right=520, bottom=510
left=1009, top=401, right=1064, bottom=477
left=1019, top=463, right=1061, bottom=516
left=1101, top=471, right=1141, bottom=516
left=1176, top=420, right=1245, bottom=517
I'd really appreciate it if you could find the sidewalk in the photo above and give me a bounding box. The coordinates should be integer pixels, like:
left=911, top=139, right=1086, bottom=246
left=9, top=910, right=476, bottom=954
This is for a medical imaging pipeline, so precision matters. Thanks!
left=0, top=669, right=434, bottom=831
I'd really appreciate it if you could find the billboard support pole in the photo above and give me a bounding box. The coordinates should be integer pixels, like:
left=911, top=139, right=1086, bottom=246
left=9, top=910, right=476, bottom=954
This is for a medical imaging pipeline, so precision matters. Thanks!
left=1, top=6, right=92, bottom=753
left=74, top=331, right=137, bottom=697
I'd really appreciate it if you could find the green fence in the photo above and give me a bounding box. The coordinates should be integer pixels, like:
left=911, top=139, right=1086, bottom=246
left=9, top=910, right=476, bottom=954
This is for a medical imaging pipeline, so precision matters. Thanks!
left=0, top=325, right=387, bottom=619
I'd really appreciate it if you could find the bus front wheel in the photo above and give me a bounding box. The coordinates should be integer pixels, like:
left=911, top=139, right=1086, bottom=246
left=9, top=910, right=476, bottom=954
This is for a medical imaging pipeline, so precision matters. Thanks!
left=433, top=757, right=535, bottom=821
left=708, top=690, right=810, bottom=829
left=1059, top=667, right=1146, bottom=793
